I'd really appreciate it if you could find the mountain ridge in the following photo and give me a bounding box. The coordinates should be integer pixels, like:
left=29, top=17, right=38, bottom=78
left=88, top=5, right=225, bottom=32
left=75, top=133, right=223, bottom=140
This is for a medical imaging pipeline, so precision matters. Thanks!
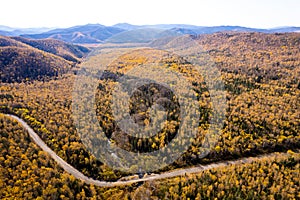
left=0, top=36, right=90, bottom=82
left=1, top=23, right=300, bottom=44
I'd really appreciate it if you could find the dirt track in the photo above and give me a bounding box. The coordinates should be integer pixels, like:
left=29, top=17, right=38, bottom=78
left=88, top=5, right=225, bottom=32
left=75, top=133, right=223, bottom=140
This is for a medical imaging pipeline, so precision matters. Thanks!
left=4, top=114, right=295, bottom=187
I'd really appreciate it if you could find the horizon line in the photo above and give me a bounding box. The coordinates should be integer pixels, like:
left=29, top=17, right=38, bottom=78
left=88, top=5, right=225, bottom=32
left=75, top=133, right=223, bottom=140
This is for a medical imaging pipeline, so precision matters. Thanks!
left=1, top=23, right=300, bottom=30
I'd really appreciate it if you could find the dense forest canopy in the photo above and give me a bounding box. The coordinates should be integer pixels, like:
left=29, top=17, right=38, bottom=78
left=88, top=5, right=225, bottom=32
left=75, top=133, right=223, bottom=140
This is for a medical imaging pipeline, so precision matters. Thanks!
left=0, top=32, right=299, bottom=198
left=0, top=36, right=90, bottom=83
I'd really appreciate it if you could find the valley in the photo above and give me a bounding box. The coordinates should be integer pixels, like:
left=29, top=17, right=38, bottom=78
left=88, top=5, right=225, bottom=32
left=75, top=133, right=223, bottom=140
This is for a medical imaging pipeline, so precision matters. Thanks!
left=0, top=29, right=299, bottom=199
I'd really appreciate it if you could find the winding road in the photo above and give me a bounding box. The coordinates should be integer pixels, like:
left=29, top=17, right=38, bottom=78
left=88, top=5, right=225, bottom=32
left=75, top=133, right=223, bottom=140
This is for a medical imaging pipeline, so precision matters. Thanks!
left=4, top=114, right=296, bottom=187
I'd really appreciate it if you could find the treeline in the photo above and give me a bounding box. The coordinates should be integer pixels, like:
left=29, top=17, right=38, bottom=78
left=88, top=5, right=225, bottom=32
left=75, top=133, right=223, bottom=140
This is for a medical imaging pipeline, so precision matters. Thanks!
left=0, top=32, right=299, bottom=183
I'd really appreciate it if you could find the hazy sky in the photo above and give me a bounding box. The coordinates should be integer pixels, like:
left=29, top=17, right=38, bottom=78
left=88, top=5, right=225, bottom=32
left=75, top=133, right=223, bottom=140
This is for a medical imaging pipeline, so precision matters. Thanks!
left=1, top=0, right=299, bottom=28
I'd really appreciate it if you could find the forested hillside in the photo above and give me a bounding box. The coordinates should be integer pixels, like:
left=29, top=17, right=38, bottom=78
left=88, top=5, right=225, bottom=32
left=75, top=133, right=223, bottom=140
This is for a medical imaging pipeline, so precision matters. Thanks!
left=0, top=32, right=299, bottom=198
left=12, top=37, right=90, bottom=62
left=0, top=36, right=90, bottom=82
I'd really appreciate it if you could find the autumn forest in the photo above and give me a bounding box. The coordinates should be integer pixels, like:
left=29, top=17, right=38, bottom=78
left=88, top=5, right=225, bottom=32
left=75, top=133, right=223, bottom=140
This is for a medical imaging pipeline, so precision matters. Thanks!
left=0, top=31, right=299, bottom=199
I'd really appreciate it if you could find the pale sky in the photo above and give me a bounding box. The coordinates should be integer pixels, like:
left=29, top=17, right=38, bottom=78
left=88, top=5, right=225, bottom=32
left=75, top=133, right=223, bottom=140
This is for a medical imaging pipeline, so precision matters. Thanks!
left=1, top=0, right=299, bottom=29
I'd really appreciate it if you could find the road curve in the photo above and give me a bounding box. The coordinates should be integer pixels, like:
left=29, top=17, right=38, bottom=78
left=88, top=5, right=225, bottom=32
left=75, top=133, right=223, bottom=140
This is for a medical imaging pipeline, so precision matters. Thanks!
left=3, top=114, right=297, bottom=187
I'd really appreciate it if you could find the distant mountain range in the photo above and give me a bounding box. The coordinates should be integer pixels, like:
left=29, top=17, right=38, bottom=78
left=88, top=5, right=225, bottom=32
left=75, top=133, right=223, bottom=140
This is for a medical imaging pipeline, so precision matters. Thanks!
left=1, top=23, right=300, bottom=44
left=0, top=25, right=53, bottom=36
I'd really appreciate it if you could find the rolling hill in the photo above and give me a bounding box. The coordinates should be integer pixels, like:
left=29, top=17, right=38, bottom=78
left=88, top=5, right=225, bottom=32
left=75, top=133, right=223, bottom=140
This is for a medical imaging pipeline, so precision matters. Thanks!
left=105, top=28, right=179, bottom=43
left=0, top=25, right=53, bottom=36
left=0, top=29, right=299, bottom=199
left=0, top=36, right=90, bottom=82
left=4, top=23, right=298, bottom=44
left=11, top=37, right=90, bottom=62
left=21, top=24, right=125, bottom=44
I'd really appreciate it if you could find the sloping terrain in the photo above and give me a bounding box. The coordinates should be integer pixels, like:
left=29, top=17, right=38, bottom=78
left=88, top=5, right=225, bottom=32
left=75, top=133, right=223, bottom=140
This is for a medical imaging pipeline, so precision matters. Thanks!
left=0, top=46, right=72, bottom=82
left=105, top=28, right=173, bottom=43
left=12, top=36, right=90, bottom=62
left=0, top=36, right=29, bottom=48
left=21, top=24, right=125, bottom=44
left=0, top=36, right=89, bottom=82
left=0, top=25, right=53, bottom=36
left=11, top=23, right=300, bottom=44
left=0, top=32, right=299, bottom=198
